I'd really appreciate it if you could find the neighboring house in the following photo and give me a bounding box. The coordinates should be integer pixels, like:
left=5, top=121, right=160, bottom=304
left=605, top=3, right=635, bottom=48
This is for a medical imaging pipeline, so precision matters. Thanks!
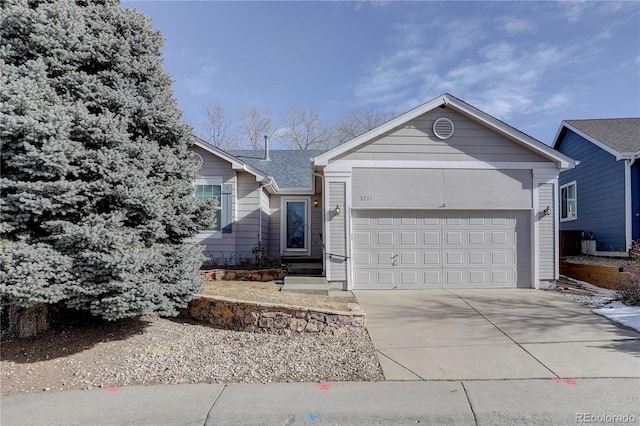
left=552, top=118, right=640, bottom=254
left=191, top=93, right=575, bottom=290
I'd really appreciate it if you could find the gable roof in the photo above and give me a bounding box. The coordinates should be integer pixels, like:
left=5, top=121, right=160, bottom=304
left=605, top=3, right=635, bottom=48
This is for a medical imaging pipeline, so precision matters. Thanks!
left=553, top=118, right=640, bottom=159
left=191, top=137, right=271, bottom=184
left=313, top=93, right=576, bottom=169
left=229, top=150, right=325, bottom=190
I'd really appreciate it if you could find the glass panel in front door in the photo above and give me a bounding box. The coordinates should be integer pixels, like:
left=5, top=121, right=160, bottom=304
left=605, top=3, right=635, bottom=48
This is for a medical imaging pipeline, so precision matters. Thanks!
left=286, top=201, right=306, bottom=250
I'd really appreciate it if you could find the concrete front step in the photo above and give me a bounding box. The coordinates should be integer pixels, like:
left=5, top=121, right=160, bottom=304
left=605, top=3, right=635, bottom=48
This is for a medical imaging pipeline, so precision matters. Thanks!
left=281, top=276, right=329, bottom=296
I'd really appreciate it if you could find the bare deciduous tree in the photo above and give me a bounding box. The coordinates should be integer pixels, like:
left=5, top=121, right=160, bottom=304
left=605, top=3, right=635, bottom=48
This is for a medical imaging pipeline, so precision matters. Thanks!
left=200, top=104, right=241, bottom=150
left=237, top=107, right=273, bottom=150
left=279, top=108, right=330, bottom=150
left=332, top=107, right=398, bottom=146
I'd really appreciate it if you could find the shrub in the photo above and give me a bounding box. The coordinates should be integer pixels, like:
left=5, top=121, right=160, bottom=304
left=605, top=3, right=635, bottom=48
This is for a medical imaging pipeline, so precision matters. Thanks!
left=615, top=272, right=640, bottom=306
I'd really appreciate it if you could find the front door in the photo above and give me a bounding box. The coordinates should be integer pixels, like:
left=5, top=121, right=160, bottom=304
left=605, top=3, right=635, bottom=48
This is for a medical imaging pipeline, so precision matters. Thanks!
left=282, top=198, right=310, bottom=255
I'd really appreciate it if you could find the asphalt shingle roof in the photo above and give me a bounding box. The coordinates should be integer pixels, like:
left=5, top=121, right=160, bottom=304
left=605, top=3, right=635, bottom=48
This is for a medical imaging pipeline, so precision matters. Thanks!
left=229, top=150, right=326, bottom=189
left=564, top=118, right=640, bottom=154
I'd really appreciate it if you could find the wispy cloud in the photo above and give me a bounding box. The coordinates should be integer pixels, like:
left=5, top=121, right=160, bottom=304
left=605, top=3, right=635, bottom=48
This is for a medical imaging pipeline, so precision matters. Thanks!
left=181, top=58, right=218, bottom=98
left=495, top=16, right=534, bottom=34
left=355, top=10, right=587, bottom=121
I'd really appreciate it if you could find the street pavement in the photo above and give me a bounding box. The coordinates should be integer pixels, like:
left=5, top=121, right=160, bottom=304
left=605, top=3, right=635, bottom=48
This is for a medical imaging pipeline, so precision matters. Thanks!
left=2, top=289, right=640, bottom=425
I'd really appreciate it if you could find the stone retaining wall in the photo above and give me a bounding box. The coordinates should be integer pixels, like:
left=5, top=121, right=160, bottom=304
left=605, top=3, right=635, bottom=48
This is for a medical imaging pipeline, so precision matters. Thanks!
left=182, top=295, right=365, bottom=335
left=200, top=268, right=287, bottom=282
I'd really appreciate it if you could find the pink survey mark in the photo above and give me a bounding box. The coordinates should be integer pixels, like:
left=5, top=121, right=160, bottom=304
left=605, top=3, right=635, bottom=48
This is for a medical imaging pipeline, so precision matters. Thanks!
left=315, top=383, right=331, bottom=391
left=555, top=379, right=577, bottom=385
left=103, top=386, right=121, bottom=392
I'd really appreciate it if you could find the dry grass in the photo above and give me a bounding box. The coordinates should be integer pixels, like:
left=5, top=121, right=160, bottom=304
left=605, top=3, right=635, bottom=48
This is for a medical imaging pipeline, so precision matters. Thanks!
left=199, top=280, right=357, bottom=312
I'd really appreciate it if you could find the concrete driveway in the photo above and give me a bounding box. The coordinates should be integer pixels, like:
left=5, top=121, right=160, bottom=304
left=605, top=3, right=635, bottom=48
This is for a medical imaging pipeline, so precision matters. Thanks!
left=354, top=289, right=640, bottom=380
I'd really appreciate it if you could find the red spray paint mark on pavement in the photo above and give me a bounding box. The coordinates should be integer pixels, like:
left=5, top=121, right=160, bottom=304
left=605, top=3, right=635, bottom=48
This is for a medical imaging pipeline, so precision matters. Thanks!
left=554, top=379, right=577, bottom=385
left=103, top=386, right=121, bottom=392
left=315, top=383, right=331, bottom=390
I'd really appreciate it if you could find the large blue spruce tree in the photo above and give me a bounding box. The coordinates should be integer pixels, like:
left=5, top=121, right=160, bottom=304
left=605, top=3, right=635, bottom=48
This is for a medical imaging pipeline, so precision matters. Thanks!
left=0, top=0, right=211, bottom=326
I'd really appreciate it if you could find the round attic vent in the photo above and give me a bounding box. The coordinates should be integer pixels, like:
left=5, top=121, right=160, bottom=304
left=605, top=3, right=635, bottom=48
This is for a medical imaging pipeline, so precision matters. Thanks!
left=191, top=152, right=204, bottom=167
left=433, top=117, right=455, bottom=140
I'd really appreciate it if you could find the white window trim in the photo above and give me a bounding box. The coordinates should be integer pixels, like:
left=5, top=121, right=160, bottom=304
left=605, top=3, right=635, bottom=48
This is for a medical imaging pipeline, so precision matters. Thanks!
left=194, top=177, right=223, bottom=239
left=560, top=181, right=577, bottom=222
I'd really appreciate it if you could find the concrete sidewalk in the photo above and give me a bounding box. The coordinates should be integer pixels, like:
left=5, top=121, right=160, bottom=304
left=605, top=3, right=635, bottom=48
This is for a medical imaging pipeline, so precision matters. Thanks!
left=355, top=289, right=640, bottom=381
left=2, top=379, right=639, bottom=425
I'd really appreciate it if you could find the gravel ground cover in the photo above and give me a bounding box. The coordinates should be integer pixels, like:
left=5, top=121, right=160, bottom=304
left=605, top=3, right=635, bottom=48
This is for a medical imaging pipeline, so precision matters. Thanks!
left=0, top=315, right=383, bottom=397
left=1, top=281, right=381, bottom=397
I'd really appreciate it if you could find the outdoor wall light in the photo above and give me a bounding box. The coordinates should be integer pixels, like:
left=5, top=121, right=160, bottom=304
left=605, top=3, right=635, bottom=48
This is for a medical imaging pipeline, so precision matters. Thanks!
left=543, top=206, right=552, bottom=216
left=334, top=205, right=341, bottom=216
left=314, top=199, right=319, bottom=207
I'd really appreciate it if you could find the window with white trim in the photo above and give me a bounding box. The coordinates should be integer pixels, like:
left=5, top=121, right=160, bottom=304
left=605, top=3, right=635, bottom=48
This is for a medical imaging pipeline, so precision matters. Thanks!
left=195, top=178, right=222, bottom=233
left=560, top=181, right=577, bottom=221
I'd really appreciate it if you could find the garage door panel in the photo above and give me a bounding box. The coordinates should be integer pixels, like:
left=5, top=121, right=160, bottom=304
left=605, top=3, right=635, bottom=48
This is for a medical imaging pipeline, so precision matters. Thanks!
left=352, top=210, right=531, bottom=289
left=354, top=251, right=372, bottom=266
left=400, top=251, right=417, bottom=265
left=424, top=231, right=441, bottom=245
left=424, top=251, right=441, bottom=265
left=400, top=231, right=417, bottom=246
left=377, top=270, right=395, bottom=285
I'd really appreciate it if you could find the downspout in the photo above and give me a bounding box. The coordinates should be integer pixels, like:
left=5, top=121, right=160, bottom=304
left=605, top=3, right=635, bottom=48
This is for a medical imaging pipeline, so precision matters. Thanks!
left=312, top=171, right=326, bottom=277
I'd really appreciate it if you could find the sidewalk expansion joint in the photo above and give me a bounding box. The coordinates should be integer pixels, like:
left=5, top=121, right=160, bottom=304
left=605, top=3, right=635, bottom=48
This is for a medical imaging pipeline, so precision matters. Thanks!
left=376, top=349, right=425, bottom=380
left=203, top=384, right=228, bottom=425
left=461, top=381, right=479, bottom=426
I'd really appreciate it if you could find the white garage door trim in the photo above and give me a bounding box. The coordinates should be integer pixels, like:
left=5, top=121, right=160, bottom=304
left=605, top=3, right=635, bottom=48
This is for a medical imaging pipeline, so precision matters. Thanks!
left=352, top=210, right=532, bottom=289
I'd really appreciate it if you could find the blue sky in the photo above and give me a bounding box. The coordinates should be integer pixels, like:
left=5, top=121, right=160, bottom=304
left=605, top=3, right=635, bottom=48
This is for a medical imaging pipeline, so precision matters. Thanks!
left=124, top=1, right=640, bottom=147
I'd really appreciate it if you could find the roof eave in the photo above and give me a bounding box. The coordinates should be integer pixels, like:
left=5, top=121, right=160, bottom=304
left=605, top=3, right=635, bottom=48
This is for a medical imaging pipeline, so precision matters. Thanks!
left=314, top=93, right=576, bottom=170
left=191, top=137, right=272, bottom=183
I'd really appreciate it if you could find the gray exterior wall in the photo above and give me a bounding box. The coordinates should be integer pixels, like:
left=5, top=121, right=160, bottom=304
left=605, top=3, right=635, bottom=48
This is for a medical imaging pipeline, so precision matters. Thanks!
left=235, top=172, right=262, bottom=260
left=352, top=168, right=532, bottom=209
left=328, top=181, right=347, bottom=281
left=336, top=109, right=549, bottom=163
left=192, top=146, right=237, bottom=259
left=538, top=182, right=555, bottom=280
left=268, top=195, right=281, bottom=257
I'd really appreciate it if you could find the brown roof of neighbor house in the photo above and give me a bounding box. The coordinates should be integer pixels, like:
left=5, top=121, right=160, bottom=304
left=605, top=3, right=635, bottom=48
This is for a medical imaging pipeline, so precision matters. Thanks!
left=563, top=118, right=640, bottom=154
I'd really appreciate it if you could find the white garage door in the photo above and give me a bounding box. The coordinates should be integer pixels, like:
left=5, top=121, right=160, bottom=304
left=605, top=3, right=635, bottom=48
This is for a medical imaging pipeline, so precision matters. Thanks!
left=352, top=211, right=531, bottom=289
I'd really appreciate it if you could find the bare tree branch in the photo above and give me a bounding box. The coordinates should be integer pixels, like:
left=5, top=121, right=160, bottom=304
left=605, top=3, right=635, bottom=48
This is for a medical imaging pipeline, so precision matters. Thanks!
left=237, top=107, right=273, bottom=150
left=279, top=108, right=330, bottom=150
left=332, top=107, right=398, bottom=147
left=199, top=104, right=241, bottom=150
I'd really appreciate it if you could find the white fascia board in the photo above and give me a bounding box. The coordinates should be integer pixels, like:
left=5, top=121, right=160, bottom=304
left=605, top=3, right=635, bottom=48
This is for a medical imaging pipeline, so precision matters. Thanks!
left=557, top=122, right=624, bottom=160
left=313, top=95, right=449, bottom=166
left=325, top=160, right=560, bottom=172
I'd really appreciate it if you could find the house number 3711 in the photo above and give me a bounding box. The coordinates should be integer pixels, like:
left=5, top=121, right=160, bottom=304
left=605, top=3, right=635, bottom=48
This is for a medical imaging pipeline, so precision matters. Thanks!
left=360, top=195, right=372, bottom=201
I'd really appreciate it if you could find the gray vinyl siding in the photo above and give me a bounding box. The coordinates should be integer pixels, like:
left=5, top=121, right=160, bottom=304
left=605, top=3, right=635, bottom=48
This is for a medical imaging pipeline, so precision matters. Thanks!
left=235, top=172, right=262, bottom=260
left=260, top=188, right=270, bottom=251
left=328, top=182, right=347, bottom=281
left=335, top=109, right=549, bottom=163
left=352, top=168, right=532, bottom=209
left=191, top=146, right=237, bottom=259
left=310, top=195, right=323, bottom=257
left=538, top=183, right=555, bottom=280
left=556, top=130, right=627, bottom=251
left=268, top=195, right=281, bottom=256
